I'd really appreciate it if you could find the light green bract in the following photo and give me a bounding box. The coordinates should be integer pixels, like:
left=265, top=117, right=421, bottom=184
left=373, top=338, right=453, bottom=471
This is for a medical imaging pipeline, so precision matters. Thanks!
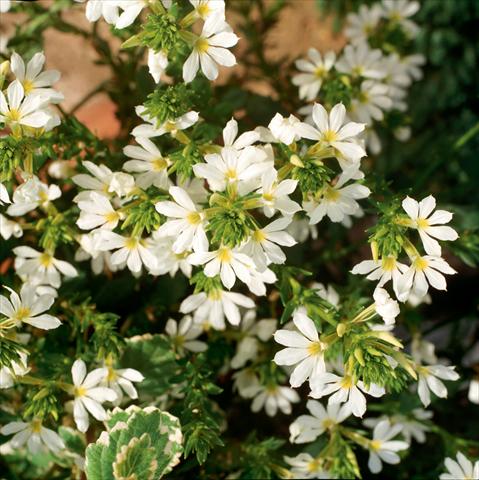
left=85, top=406, right=183, bottom=480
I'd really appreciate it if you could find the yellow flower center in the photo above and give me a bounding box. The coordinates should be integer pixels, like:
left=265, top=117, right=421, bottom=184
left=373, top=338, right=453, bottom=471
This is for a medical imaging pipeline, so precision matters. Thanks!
left=218, top=247, right=232, bottom=263
left=15, top=306, right=31, bottom=322
left=416, top=217, right=429, bottom=229
left=307, top=458, right=322, bottom=472
left=125, top=237, right=139, bottom=250
left=314, top=66, right=326, bottom=78
left=38, top=190, right=49, bottom=203
left=22, top=79, right=35, bottom=94
left=196, top=2, right=210, bottom=18
left=6, top=109, right=21, bottom=122
left=413, top=256, right=429, bottom=271
left=352, top=66, right=364, bottom=76
left=323, top=186, right=340, bottom=201
left=370, top=440, right=382, bottom=451
left=340, top=375, right=353, bottom=389
left=106, top=366, right=117, bottom=382
left=225, top=168, right=238, bottom=181
left=358, top=91, right=369, bottom=103
left=75, top=386, right=87, bottom=397
left=39, top=252, right=53, bottom=267
left=196, top=38, right=210, bottom=54
left=253, top=229, right=266, bottom=242
left=31, top=419, right=42, bottom=433
left=262, top=192, right=274, bottom=202
left=322, top=418, right=334, bottom=430
left=322, top=129, right=338, bottom=143
left=104, top=211, right=119, bottom=224
left=152, top=157, right=168, bottom=171
left=208, top=289, right=222, bottom=301
left=381, top=256, right=397, bottom=272
left=307, top=341, right=323, bottom=356
left=187, top=211, right=201, bottom=225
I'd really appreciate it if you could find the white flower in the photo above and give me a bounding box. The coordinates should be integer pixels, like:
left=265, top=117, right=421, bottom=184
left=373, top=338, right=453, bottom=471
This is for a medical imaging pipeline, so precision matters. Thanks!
left=374, top=288, right=400, bottom=326
left=132, top=106, right=199, bottom=139
left=183, top=14, right=239, bottom=83
left=268, top=113, right=310, bottom=145
left=345, top=4, right=383, bottom=44
left=300, top=103, right=366, bottom=162
left=0, top=80, right=51, bottom=129
left=351, top=255, right=408, bottom=298
left=469, top=378, right=479, bottom=404
left=73, top=161, right=114, bottom=201
left=311, top=372, right=385, bottom=417
left=6, top=176, right=61, bottom=217
left=70, top=359, right=117, bottom=432
left=0, top=420, right=65, bottom=454
left=0, top=284, right=61, bottom=330
left=75, top=0, right=121, bottom=25
left=123, top=137, right=171, bottom=189
left=101, top=362, right=144, bottom=405
left=180, top=289, right=254, bottom=330
left=284, top=453, right=331, bottom=479
left=115, top=0, right=150, bottom=29
left=10, top=51, right=63, bottom=102
left=440, top=452, right=479, bottom=480
left=241, top=216, right=296, bottom=271
left=193, top=146, right=269, bottom=193
left=96, top=231, right=158, bottom=273
left=222, top=117, right=259, bottom=150
left=147, top=49, right=168, bottom=83
left=312, top=283, right=340, bottom=307
left=75, top=233, right=117, bottom=275
left=14, top=246, right=77, bottom=288
left=289, top=400, right=351, bottom=444
left=367, top=419, right=409, bottom=473
left=350, top=81, right=393, bottom=125
left=0, top=213, right=22, bottom=240
left=402, top=195, right=458, bottom=256
left=292, top=49, right=336, bottom=101
left=256, top=168, right=301, bottom=218
left=147, top=234, right=193, bottom=278
left=336, top=42, right=386, bottom=80
left=247, top=266, right=277, bottom=297
left=381, top=0, right=420, bottom=36
left=0, top=182, right=10, bottom=204
left=108, top=172, right=135, bottom=197
left=230, top=311, right=276, bottom=369
left=411, top=334, right=437, bottom=364
left=251, top=384, right=300, bottom=417
left=155, top=186, right=208, bottom=253
left=0, top=352, right=29, bottom=389
left=0, top=0, right=11, bottom=13
left=304, top=167, right=370, bottom=225
left=232, top=368, right=261, bottom=398
left=165, top=315, right=207, bottom=354
left=273, top=308, right=326, bottom=389
left=401, top=53, right=425, bottom=82
left=189, top=0, right=225, bottom=21
left=188, top=246, right=255, bottom=290
left=397, top=255, right=457, bottom=302
left=77, top=192, right=121, bottom=231
left=416, top=364, right=459, bottom=407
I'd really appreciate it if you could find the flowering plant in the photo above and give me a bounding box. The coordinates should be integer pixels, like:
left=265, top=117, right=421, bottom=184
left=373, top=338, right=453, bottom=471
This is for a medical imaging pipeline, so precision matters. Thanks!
left=1, top=0, right=478, bottom=479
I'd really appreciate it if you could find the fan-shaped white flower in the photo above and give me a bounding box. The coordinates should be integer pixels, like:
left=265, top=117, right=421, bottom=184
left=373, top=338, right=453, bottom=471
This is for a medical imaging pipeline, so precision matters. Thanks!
left=155, top=186, right=208, bottom=253
left=222, top=117, right=259, bottom=151
left=439, top=452, right=479, bottom=480
left=345, top=4, right=383, bottom=44
left=402, top=195, right=458, bottom=256
left=180, top=289, right=254, bottom=330
left=0, top=284, right=60, bottom=330
left=0, top=183, right=10, bottom=204
left=416, top=364, right=459, bottom=407
left=183, top=13, right=239, bottom=82
left=251, top=384, right=300, bottom=417
left=77, top=192, right=121, bottom=231
left=188, top=246, right=255, bottom=290
left=6, top=176, right=61, bottom=217
left=284, top=453, right=331, bottom=479
left=350, top=80, right=393, bottom=125
left=165, top=315, right=207, bottom=354
left=336, top=42, right=386, bottom=80
left=273, top=308, right=326, bottom=388
left=0, top=352, right=29, bottom=389
left=101, top=362, right=144, bottom=405
left=14, top=246, right=77, bottom=288
left=367, top=420, right=409, bottom=473
left=0, top=214, right=22, bottom=240
left=72, top=161, right=114, bottom=201
left=0, top=420, right=65, bottom=454
left=256, top=168, right=301, bottom=218
left=10, top=51, right=63, bottom=102
left=189, top=0, right=225, bottom=21
left=374, top=287, right=400, bottom=325
left=241, top=216, right=296, bottom=271
left=123, top=137, right=171, bottom=189
left=311, top=372, right=385, bottom=417
left=147, top=49, right=168, bottom=83
left=292, top=49, right=336, bottom=101
left=300, top=103, right=366, bottom=162
left=147, top=234, right=193, bottom=278
left=289, top=400, right=351, bottom=444
left=381, top=0, right=420, bottom=36
left=267, top=113, right=310, bottom=145
left=0, top=80, right=51, bottom=129
left=70, top=359, right=117, bottom=432
left=75, top=0, right=120, bottom=25
left=0, top=0, right=11, bottom=13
